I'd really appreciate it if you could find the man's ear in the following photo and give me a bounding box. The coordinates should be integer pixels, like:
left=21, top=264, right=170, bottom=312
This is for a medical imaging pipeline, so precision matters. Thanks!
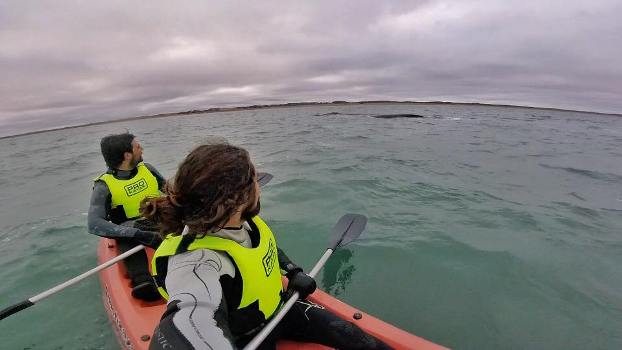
left=123, top=152, right=132, bottom=161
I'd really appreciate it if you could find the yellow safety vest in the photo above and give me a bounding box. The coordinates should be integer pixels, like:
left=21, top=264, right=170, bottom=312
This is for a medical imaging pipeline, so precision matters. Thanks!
left=95, top=163, right=160, bottom=220
left=152, top=216, right=283, bottom=321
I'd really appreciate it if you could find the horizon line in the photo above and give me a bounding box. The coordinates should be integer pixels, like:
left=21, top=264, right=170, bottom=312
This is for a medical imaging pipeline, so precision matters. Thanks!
left=1, top=100, right=621, bottom=140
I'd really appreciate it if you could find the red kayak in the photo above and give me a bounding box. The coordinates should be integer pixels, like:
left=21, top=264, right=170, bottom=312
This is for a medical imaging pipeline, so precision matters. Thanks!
left=97, top=238, right=448, bottom=350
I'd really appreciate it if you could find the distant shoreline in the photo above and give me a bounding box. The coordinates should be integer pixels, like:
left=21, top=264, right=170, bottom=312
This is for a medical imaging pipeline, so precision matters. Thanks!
left=2, top=100, right=621, bottom=140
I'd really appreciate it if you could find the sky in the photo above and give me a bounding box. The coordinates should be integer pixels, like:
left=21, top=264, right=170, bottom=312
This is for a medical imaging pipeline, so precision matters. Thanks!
left=1, top=0, right=621, bottom=137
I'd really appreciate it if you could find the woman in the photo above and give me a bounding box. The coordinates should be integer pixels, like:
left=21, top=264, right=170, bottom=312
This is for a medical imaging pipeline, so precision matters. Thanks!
left=142, top=143, right=391, bottom=350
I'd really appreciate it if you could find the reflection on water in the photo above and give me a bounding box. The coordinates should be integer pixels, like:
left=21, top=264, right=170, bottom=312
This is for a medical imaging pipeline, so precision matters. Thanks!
left=321, top=249, right=355, bottom=296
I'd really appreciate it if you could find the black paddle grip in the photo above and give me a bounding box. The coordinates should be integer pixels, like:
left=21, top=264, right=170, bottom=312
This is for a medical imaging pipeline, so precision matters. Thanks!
left=0, top=300, right=34, bottom=320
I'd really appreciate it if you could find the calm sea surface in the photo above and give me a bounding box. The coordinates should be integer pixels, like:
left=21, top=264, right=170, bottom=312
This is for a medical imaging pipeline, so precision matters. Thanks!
left=1, top=103, right=621, bottom=350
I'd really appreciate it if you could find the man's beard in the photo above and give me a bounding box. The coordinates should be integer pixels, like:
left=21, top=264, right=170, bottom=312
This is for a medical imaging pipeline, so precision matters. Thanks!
left=242, top=199, right=261, bottom=220
left=130, top=155, right=143, bottom=168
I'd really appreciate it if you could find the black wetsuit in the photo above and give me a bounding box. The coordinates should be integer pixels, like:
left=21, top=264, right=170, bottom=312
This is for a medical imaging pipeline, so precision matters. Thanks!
left=87, top=163, right=165, bottom=289
left=236, top=299, right=393, bottom=350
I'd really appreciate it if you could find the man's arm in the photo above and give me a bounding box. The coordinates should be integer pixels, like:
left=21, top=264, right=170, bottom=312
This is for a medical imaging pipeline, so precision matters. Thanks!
left=87, top=181, right=140, bottom=239
left=144, top=163, right=166, bottom=191
left=88, top=181, right=163, bottom=248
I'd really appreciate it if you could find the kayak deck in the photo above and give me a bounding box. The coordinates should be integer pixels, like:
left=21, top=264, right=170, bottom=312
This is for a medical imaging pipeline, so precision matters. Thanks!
left=97, top=238, right=447, bottom=350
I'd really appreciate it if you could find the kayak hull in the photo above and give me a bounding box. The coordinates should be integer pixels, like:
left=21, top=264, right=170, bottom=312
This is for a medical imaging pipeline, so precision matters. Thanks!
left=97, top=238, right=447, bottom=350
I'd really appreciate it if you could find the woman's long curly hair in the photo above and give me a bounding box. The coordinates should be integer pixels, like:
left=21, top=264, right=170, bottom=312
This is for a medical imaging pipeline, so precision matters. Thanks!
left=140, top=143, right=257, bottom=236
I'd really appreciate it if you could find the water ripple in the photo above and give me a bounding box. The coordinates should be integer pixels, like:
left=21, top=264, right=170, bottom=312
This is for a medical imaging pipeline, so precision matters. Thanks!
left=540, top=164, right=622, bottom=182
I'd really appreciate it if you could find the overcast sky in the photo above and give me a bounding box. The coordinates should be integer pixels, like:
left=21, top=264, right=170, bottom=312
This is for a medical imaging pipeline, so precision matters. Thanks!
left=1, top=0, right=621, bottom=136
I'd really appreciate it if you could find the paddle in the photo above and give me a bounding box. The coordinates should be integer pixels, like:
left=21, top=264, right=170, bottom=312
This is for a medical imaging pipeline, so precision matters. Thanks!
left=243, top=213, right=368, bottom=350
left=0, top=172, right=275, bottom=321
left=0, top=244, right=145, bottom=321
left=257, top=172, right=273, bottom=187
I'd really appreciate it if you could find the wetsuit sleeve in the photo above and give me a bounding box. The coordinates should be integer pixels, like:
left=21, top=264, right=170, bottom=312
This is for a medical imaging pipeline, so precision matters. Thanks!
left=144, top=163, right=166, bottom=191
left=157, top=249, right=235, bottom=350
left=278, top=248, right=303, bottom=277
left=87, top=181, right=140, bottom=239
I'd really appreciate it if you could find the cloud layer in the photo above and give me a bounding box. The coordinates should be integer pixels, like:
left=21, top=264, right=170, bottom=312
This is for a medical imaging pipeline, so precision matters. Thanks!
left=1, top=0, right=621, bottom=136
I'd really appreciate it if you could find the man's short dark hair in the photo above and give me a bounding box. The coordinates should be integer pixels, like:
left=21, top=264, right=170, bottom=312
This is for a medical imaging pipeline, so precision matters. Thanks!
left=100, top=133, right=135, bottom=169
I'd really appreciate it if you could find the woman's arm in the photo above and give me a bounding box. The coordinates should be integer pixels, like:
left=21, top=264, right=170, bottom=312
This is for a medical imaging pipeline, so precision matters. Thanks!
left=161, top=249, right=237, bottom=350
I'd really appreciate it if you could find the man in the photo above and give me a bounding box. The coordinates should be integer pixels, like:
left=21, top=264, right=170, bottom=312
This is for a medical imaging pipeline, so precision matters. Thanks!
left=88, top=132, right=165, bottom=301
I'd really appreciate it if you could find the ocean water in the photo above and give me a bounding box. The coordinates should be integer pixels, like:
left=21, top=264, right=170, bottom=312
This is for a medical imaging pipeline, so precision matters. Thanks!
left=0, top=103, right=621, bottom=350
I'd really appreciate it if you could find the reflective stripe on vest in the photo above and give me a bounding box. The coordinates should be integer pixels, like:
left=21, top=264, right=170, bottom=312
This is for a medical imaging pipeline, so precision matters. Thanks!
left=151, top=216, right=283, bottom=320
left=95, top=163, right=160, bottom=220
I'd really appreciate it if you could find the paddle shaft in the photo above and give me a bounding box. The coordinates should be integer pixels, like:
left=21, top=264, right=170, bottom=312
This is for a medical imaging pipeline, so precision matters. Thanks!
left=243, top=248, right=334, bottom=350
left=0, top=244, right=145, bottom=320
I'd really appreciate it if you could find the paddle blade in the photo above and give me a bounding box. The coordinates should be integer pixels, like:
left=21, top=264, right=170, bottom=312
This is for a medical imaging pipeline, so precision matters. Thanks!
left=257, top=172, right=273, bottom=187
left=0, top=299, right=34, bottom=321
left=328, top=214, right=367, bottom=250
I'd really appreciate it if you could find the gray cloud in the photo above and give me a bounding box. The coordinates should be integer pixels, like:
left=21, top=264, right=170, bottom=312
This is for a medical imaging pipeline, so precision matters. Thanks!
left=1, top=0, right=621, bottom=136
